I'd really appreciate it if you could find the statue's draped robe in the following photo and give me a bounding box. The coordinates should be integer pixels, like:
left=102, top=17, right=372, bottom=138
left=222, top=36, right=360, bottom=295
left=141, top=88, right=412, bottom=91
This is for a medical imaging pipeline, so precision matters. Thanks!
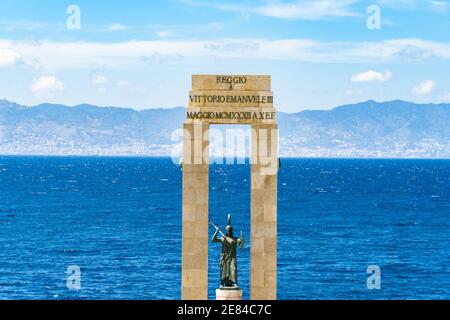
left=220, top=237, right=239, bottom=287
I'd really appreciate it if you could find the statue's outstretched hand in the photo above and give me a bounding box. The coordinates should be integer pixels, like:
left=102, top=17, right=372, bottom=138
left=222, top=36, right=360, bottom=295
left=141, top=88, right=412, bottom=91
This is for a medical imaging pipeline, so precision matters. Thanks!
left=238, top=230, right=245, bottom=248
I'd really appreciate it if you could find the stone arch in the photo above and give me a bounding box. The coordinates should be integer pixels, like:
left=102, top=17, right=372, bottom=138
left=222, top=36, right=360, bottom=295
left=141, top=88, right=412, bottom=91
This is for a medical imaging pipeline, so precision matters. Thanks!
left=181, top=75, right=278, bottom=300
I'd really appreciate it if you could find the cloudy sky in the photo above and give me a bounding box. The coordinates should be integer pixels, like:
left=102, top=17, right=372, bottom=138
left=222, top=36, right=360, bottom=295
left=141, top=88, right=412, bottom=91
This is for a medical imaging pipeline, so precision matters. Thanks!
left=0, top=0, right=450, bottom=112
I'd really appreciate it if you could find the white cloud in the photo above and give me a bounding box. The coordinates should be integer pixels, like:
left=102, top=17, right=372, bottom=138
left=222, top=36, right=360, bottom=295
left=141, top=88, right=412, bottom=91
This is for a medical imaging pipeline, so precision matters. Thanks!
left=345, top=88, right=363, bottom=95
left=0, top=20, right=54, bottom=32
left=377, top=0, right=417, bottom=9
left=30, top=76, right=64, bottom=97
left=2, top=38, right=450, bottom=71
left=207, top=22, right=224, bottom=30
left=379, top=0, right=449, bottom=11
left=429, top=0, right=450, bottom=13
left=412, top=80, right=435, bottom=95
left=97, top=87, right=107, bottom=94
left=92, top=75, right=108, bottom=85
left=107, top=23, right=129, bottom=31
left=351, top=70, right=392, bottom=83
left=255, top=0, right=359, bottom=19
left=0, top=48, right=21, bottom=67
left=116, top=80, right=132, bottom=87
left=439, top=92, right=450, bottom=101
left=156, top=30, right=171, bottom=38
left=116, top=80, right=147, bottom=94
left=179, top=0, right=359, bottom=20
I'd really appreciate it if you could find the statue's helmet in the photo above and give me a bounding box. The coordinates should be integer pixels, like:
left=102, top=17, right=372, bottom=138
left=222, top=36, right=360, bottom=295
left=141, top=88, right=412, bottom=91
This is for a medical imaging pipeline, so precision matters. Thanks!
left=226, top=214, right=233, bottom=236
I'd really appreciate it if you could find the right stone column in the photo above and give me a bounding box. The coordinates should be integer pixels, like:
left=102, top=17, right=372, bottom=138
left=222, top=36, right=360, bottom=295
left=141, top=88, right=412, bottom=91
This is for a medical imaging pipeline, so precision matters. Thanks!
left=250, top=123, right=278, bottom=300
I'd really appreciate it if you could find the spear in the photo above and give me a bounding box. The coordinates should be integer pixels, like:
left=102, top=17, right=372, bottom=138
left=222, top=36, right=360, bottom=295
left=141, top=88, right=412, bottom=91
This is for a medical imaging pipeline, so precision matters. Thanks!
left=211, top=222, right=226, bottom=237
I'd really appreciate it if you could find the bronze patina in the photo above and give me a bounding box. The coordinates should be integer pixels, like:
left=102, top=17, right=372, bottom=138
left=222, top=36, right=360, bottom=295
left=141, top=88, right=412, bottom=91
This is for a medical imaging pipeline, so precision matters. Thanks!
left=211, top=214, right=244, bottom=289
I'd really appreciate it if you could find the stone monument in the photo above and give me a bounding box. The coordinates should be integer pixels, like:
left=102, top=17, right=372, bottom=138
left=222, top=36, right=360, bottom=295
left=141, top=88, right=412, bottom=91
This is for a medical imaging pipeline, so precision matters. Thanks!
left=181, top=75, right=278, bottom=300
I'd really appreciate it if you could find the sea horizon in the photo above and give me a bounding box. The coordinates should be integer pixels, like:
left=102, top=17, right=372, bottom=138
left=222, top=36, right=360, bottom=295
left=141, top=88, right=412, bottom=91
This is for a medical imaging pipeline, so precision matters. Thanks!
left=2, top=155, right=450, bottom=161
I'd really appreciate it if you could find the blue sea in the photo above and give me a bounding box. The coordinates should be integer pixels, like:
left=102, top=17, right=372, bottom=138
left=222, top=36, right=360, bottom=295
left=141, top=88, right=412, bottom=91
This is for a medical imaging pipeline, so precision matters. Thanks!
left=0, top=156, right=449, bottom=300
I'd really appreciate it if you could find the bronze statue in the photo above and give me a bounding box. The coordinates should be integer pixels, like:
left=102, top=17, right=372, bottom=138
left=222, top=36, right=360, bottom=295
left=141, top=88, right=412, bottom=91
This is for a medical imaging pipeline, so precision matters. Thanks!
left=211, top=214, right=244, bottom=288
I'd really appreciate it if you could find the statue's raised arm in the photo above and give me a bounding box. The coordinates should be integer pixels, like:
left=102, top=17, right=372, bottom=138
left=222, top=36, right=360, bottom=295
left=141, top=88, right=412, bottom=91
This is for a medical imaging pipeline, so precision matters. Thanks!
left=211, top=223, right=222, bottom=243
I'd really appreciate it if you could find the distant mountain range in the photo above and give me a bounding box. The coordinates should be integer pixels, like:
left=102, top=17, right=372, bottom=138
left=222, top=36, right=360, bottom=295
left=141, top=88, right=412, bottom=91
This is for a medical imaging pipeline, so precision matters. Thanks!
left=1, top=99, right=450, bottom=158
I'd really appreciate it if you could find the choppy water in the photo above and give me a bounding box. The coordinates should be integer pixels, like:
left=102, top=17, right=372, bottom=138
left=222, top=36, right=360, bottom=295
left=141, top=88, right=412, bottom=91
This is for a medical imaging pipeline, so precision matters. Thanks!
left=0, top=156, right=449, bottom=299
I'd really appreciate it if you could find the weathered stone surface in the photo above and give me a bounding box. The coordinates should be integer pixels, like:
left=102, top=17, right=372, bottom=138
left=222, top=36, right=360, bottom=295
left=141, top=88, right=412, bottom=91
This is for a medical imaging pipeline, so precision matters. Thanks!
left=182, top=286, right=208, bottom=300
left=182, top=123, right=210, bottom=300
left=182, top=269, right=209, bottom=288
left=251, top=286, right=276, bottom=300
left=183, top=123, right=209, bottom=165
left=251, top=268, right=265, bottom=287
left=252, top=124, right=279, bottom=175
left=250, top=122, right=278, bottom=300
left=192, top=75, right=271, bottom=91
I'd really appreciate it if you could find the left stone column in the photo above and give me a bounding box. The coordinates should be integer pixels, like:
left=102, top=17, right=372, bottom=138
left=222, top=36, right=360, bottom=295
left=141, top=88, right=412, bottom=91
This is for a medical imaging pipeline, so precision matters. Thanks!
left=182, top=122, right=210, bottom=300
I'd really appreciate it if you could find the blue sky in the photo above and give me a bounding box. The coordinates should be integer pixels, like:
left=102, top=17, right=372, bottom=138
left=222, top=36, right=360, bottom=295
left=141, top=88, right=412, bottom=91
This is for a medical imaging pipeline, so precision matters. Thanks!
left=0, top=0, right=450, bottom=112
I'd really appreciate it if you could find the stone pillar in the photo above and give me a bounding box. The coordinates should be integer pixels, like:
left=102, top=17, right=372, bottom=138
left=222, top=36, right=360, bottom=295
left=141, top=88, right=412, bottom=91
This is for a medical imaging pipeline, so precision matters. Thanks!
left=182, top=123, right=210, bottom=300
left=250, top=123, right=278, bottom=300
